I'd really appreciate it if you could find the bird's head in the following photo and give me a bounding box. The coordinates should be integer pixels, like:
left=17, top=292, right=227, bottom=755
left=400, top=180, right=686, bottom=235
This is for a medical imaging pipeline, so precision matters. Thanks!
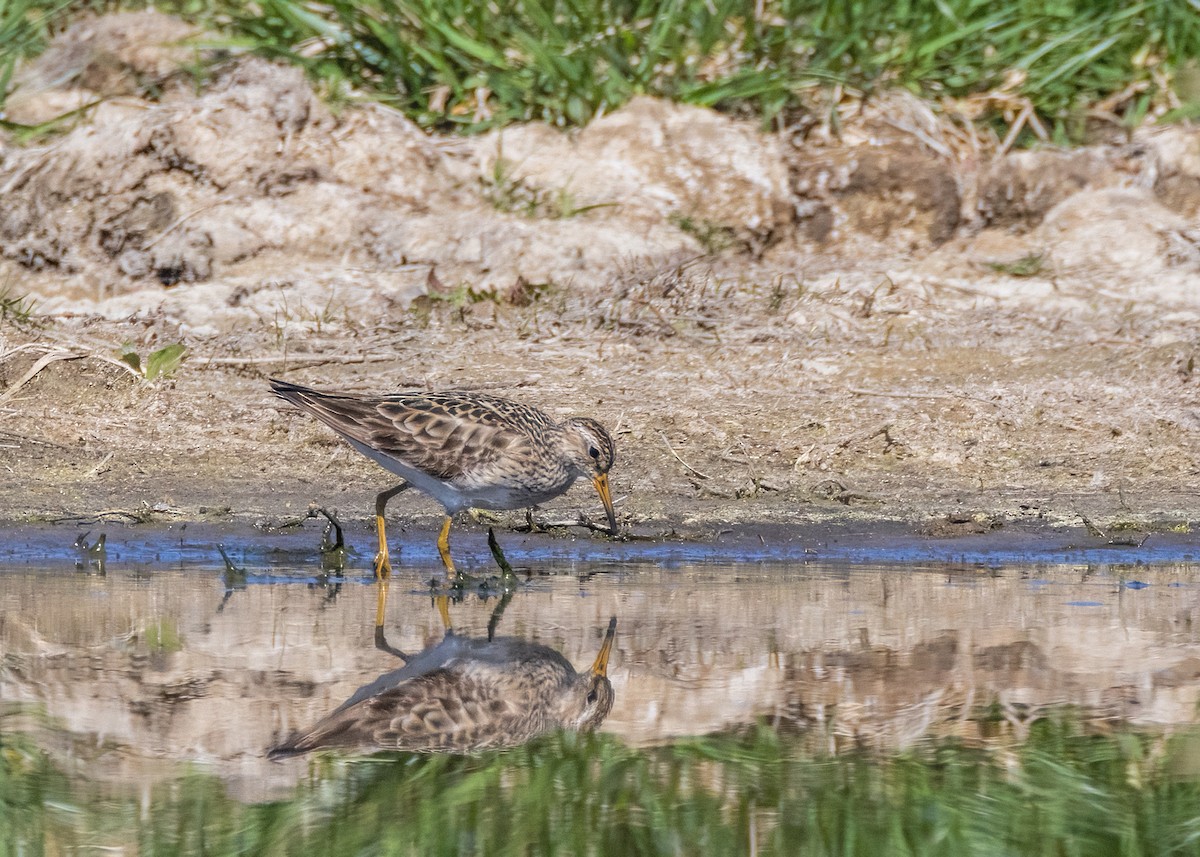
left=563, top=617, right=617, bottom=731
left=560, top=417, right=617, bottom=534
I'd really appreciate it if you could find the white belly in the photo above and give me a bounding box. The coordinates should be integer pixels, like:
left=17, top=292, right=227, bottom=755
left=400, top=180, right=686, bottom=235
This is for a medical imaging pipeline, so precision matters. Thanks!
left=347, top=438, right=576, bottom=513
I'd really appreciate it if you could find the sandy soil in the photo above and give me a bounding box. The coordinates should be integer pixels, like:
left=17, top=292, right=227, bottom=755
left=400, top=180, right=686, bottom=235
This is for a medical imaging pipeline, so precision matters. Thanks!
left=3, top=12, right=1200, bottom=550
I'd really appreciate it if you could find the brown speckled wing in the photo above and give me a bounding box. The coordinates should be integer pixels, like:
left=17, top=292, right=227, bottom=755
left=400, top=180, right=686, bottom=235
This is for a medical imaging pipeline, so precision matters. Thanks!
left=369, top=393, right=544, bottom=483
left=368, top=668, right=539, bottom=751
left=271, top=380, right=555, bottom=483
left=280, top=667, right=543, bottom=753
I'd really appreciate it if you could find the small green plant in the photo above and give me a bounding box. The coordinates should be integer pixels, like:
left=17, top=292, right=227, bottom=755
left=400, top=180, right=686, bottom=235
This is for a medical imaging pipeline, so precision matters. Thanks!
left=545, top=184, right=618, bottom=219
left=143, top=619, right=183, bottom=654
left=987, top=252, right=1048, bottom=277
left=481, top=157, right=542, bottom=215
left=483, top=158, right=614, bottom=219
left=426, top=283, right=504, bottom=307
left=670, top=213, right=737, bottom=255
left=0, top=284, right=37, bottom=324
left=118, top=342, right=187, bottom=382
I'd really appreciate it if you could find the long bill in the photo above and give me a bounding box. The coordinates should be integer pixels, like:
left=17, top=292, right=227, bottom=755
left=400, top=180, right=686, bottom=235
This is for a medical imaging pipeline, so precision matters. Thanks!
left=590, top=617, right=618, bottom=677
left=592, top=472, right=618, bottom=535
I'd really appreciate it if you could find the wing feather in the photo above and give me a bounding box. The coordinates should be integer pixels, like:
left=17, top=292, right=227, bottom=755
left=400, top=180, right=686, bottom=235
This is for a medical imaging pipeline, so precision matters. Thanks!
left=271, top=666, right=544, bottom=754
left=270, top=380, right=555, bottom=483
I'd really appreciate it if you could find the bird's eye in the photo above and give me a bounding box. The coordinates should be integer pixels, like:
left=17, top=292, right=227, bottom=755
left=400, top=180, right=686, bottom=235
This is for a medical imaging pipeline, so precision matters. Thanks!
left=588, top=447, right=600, bottom=460
left=586, top=689, right=598, bottom=704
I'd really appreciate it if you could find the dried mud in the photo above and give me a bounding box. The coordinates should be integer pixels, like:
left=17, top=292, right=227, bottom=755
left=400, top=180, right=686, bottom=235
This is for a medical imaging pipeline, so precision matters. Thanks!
left=3, top=13, right=1200, bottom=554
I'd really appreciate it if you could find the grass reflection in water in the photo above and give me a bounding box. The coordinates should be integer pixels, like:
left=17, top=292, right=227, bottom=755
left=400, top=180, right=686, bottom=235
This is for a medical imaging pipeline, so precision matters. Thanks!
left=6, top=715, right=1200, bottom=856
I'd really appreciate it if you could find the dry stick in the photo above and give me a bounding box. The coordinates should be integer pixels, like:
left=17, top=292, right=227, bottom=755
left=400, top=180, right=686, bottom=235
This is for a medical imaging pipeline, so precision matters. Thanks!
left=660, top=431, right=710, bottom=480
left=85, top=452, right=115, bottom=478
left=0, top=350, right=82, bottom=406
left=846, top=387, right=956, bottom=401
left=0, top=141, right=66, bottom=195
left=0, top=428, right=72, bottom=449
left=846, top=387, right=1002, bottom=407
left=0, top=343, right=48, bottom=363
left=142, top=202, right=225, bottom=249
left=199, top=353, right=400, bottom=367
left=996, top=103, right=1031, bottom=156
left=879, top=116, right=953, bottom=158
left=4, top=340, right=144, bottom=382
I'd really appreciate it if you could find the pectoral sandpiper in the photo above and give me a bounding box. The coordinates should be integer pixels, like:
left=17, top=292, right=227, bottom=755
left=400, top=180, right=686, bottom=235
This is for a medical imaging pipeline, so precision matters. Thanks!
left=267, top=617, right=617, bottom=756
left=269, top=379, right=618, bottom=577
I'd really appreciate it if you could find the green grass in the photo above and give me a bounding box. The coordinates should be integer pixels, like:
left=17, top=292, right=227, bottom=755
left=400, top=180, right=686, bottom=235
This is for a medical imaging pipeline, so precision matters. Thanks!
left=149, top=0, right=1199, bottom=142
left=0, top=282, right=38, bottom=325
left=6, top=715, right=1200, bottom=856
left=3, top=2, right=1198, bottom=143
left=0, top=0, right=71, bottom=116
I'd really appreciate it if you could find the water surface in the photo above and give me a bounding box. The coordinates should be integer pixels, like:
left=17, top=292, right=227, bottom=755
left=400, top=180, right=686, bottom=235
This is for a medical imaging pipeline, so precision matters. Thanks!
left=4, top=528, right=1200, bottom=854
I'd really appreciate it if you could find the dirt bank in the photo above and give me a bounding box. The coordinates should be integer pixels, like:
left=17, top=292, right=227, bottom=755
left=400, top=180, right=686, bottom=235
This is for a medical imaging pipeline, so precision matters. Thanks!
left=2, top=13, right=1200, bottom=550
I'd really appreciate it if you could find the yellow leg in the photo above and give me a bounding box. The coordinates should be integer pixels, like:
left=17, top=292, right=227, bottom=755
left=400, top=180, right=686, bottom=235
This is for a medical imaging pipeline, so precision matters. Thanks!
left=373, top=483, right=409, bottom=580
left=435, top=594, right=452, bottom=632
left=373, top=576, right=411, bottom=660
left=436, top=514, right=456, bottom=578
left=375, top=577, right=389, bottom=630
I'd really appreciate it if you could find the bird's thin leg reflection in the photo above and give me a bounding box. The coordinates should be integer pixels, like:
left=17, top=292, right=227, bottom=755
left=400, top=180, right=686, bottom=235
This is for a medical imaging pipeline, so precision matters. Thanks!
left=486, top=528, right=518, bottom=642
left=215, top=544, right=247, bottom=614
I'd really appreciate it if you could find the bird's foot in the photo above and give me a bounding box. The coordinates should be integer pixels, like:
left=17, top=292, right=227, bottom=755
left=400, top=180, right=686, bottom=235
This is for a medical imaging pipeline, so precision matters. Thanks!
left=468, top=508, right=505, bottom=526
left=373, top=550, right=393, bottom=580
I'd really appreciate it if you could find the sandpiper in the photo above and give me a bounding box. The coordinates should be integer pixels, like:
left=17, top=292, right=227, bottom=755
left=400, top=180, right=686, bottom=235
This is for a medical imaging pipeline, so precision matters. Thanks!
left=268, top=617, right=617, bottom=756
left=269, top=379, right=618, bottom=576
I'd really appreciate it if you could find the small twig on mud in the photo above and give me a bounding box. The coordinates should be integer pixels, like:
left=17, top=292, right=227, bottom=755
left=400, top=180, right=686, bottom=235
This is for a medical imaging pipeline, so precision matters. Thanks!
left=50, top=503, right=183, bottom=525
left=660, top=431, right=709, bottom=479
left=0, top=428, right=72, bottom=449
left=528, top=508, right=623, bottom=534
left=85, top=452, right=114, bottom=478
left=0, top=343, right=48, bottom=363
left=0, top=141, right=67, bottom=195
left=199, top=353, right=399, bottom=367
left=837, top=424, right=896, bottom=452
left=879, top=116, right=953, bottom=158
left=2, top=341, right=144, bottom=384
left=846, top=387, right=1001, bottom=407
left=1076, top=512, right=1151, bottom=547
left=846, top=387, right=953, bottom=401
left=0, top=350, right=83, bottom=406
left=142, top=203, right=225, bottom=249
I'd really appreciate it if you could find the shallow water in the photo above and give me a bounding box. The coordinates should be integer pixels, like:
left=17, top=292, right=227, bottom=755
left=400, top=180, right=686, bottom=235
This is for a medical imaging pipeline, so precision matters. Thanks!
left=5, top=526, right=1200, bottom=854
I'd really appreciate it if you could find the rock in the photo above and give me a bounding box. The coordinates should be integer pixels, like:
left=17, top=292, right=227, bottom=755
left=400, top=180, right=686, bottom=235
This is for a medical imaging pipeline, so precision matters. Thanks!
left=1, top=45, right=709, bottom=300
left=1037, top=188, right=1200, bottom=277
left=790, top=142, right=961, bottom=248
left=476, top=97, right=794, bottom=252
left=4, top=11, right=200, bottom=125
left=1141, top=125, right=1200, bottom=218
left=0, top=57, right=460, bottom=290
left=978, top=148, right=1128, bottom=227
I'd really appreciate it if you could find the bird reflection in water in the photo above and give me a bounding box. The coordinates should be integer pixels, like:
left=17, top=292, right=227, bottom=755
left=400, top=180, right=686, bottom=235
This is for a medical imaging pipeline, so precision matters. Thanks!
left=268, top=532, right=617, bottom=757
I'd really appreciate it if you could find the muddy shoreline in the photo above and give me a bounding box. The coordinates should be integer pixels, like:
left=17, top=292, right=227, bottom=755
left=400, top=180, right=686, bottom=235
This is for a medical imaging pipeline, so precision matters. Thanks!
left=3, top=14, right=1200, bottom=539
left=2, top=515, right=1197, bottom=571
